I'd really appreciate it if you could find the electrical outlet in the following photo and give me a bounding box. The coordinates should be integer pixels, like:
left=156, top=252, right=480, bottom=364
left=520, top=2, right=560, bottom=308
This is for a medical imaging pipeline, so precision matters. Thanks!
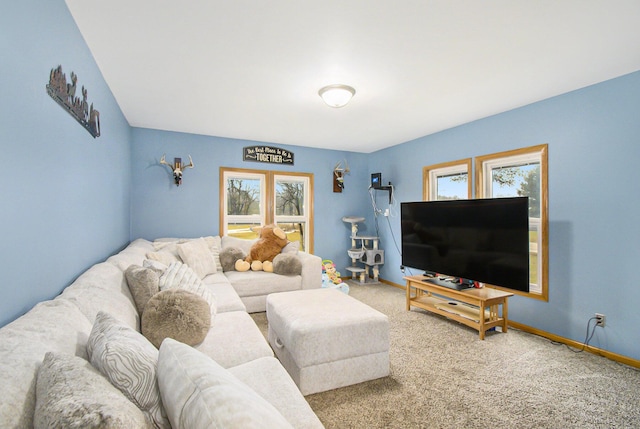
left=595, top=313, right=606, bottom=327
left=400, top=265, right=405, bottom=273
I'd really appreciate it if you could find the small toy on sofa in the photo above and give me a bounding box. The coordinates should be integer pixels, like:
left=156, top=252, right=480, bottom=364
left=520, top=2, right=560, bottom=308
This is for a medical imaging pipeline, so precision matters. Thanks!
left=322, top=260, right=349, bottom=294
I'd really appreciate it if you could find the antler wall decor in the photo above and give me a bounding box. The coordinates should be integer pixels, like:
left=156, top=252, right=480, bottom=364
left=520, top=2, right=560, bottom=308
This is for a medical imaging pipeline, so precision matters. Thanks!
left=160, top=154, right=194, bottom=186
left=333, top=159, right=350, bottom=192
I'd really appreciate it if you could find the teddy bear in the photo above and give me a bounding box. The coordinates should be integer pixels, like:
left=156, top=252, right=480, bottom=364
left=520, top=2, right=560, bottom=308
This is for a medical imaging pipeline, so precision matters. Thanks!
left=235, top=224, right=289, bottom=272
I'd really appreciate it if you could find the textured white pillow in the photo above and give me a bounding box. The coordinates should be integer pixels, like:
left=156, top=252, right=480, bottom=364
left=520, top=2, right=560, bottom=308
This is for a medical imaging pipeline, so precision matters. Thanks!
left=146, top=250, right=180, bottom=266
left=159, top=262, right=217, bottom=317
left=87, top=312, right=170, bottom=429
left=203, top=236, right=223, bottom=272
left=158, top=338, right=294, bottom=429
left=177, top=237, right=217, bottom=278
left=35, top=352, right=152, bottom=429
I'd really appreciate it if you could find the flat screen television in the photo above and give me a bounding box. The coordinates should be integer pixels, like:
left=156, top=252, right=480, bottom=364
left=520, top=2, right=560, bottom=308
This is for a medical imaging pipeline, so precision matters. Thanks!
left=401, top=197, right=530, bottom=292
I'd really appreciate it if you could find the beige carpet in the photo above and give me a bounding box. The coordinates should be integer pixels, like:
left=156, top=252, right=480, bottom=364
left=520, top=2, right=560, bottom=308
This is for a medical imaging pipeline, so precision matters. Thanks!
left=252, top=284, right=640, bottom=429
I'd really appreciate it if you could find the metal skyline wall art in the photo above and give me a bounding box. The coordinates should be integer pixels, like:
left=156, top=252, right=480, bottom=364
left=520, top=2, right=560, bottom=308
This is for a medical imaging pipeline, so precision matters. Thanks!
left=46, top=65, right=100, bottom=138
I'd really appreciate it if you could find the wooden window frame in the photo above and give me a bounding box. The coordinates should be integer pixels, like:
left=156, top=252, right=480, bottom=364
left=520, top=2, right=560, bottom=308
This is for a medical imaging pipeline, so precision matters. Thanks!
left=219, top=167, right=314, bottom=253
left=423, top=158, right=472, bottom=201
left=475, top=144, right=549, bottom=301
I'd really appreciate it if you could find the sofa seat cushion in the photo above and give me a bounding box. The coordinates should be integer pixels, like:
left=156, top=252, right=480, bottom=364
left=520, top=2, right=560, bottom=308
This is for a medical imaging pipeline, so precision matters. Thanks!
left=224, top=270, right=302, bottom=298
left=35, top=352, right=152, bottom=429
left=0, top=299, right=93, bottom=429
left=158, top=338, right=294, bottom=429
left=228, top=357, right=325, bottom=429
left=202, top=272, right=246, bottom=312
left=194, top=311, right=273, bottom=368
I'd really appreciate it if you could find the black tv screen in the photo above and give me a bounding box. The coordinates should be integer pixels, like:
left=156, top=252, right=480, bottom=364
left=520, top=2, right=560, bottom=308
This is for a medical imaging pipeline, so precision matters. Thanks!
left=401, top=197, right=530, bottom=292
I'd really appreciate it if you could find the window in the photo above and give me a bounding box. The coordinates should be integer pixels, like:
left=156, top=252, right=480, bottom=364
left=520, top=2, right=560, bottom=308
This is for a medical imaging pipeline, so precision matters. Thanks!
left=475, top=145, right=548, bottom=300
left=423, top=159, right=472, bottom=201
left=220, top=168, right=314, bottom=252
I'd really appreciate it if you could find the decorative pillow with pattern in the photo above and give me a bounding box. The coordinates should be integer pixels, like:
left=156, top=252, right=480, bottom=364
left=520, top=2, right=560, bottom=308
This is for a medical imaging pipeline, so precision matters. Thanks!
left=87, top=312, right=170, bottom=429
left=158, top=262, right=217, bottom=317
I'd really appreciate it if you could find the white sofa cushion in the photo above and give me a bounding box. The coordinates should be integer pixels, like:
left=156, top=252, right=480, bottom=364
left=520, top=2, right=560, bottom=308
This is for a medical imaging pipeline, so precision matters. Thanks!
left=158, top=338, right=294, bottom=429
left=222, top=235, right=258, bottom=254
left=0, top=299, right=93, bottom=428
left=35, top=352, right=152, bottom=429
left=228, top=357, right=325, bottom=429
left=177, top=237, right=217, bottom=278
left=87, top=312, right=170, bottom=429
left=194, top=311, right=273, bottom=368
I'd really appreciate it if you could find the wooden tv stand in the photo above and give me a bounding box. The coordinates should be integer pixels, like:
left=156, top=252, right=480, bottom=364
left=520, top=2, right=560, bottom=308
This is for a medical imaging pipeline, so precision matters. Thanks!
left=404, top=276, right=513, bottom=340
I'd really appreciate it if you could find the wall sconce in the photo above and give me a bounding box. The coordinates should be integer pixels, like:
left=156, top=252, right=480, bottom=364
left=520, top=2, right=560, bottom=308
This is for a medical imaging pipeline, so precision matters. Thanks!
left=333, top=159, right=350, bottom=193
left=160, top=154, right=194, bottom=186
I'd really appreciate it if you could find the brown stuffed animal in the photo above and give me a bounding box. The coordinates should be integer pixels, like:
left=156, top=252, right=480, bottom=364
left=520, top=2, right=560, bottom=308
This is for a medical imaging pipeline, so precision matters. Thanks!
left=235, top=224, right=288, bottom=272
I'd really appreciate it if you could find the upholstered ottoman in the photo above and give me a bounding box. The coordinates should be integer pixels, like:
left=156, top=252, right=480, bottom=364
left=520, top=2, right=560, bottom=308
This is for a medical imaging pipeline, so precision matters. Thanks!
left=266, top=288, right=389, bottom=395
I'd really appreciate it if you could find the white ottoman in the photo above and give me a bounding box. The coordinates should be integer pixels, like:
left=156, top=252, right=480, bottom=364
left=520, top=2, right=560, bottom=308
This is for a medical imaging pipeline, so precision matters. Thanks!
left=266, top=288, right=389, bottom=395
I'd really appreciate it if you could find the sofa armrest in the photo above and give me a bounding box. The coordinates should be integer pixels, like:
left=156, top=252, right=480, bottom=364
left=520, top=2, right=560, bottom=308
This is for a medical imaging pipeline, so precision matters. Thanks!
left=297, top=252, right=322, bottom=290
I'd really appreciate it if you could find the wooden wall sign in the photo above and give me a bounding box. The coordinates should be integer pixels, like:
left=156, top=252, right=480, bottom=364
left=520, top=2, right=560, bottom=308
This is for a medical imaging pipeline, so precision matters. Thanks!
left=46, top=65, right=100, bottom=138
left=243, top=146, right=294, bottom=165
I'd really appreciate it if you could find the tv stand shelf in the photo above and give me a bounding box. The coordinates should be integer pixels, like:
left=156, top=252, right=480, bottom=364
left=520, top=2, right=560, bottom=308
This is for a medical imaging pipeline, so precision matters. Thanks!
left=404, top=276, right=513, bottom=340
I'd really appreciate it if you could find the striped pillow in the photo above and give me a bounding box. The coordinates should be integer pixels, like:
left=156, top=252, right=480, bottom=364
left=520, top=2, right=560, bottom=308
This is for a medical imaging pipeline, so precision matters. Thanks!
left=158, top=262, right=217, bottom=317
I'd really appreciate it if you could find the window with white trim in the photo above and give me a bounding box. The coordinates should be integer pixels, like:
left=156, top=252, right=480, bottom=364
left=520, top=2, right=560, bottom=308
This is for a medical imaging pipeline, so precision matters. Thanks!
left=423, top=159, right=472, bottom=201
left=220, top=168, right=313, bottom=252
left=475, top=145, right=548, bottom=300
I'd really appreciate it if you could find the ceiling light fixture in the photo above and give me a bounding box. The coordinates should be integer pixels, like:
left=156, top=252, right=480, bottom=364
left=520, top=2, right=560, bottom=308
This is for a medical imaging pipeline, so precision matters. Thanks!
left=318, top=84, right=356, bottom=108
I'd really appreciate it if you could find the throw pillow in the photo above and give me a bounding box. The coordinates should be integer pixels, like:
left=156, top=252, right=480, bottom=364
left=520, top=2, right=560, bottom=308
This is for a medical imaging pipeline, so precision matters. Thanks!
left=125, top=265, right=160, bottom=314
left=158, top=262, right=217, bottom=317
left=202, top=236, right=223, bottom=270
left=272, top=253, right=303, bottom=276
left=87, top=312, right=170, bottom=429
left=221, top=235, right=258, bottom=255
left=146, top=250, right=180, bottom=266
left=177, top=237, right=217, bottom=278
left=219, top=246, right=245, bottom=272
left=143, top=258, right=168, bottom=275
left=281, top=241, right=300, bottom=254
left=142, top=289, right=211, bottom=348
left=157, top=338, right=294, bottom=429
left=35, top=352, right=152, bottom=429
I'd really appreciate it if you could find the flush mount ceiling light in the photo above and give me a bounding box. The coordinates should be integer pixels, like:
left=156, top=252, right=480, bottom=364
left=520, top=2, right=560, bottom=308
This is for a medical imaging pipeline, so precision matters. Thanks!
left=318, top=84, right=356, bottom=108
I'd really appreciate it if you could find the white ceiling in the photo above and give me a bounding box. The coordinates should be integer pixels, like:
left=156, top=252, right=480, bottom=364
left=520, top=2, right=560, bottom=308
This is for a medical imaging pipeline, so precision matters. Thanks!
left=65, top=0, right=640, bottom=153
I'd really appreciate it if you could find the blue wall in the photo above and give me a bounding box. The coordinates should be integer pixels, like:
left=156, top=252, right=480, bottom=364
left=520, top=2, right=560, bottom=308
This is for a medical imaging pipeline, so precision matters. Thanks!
left=368, top=71, right=640, bottom=360
left=0, top=0, right=132, bottom=326
left=3, top=0, right=639, bottom=363
left=130, top=127, right=370, bottom=268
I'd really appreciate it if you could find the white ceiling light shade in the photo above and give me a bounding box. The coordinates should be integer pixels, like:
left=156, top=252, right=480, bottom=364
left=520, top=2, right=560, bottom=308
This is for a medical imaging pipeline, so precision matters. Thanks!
left=318, top=84, right=356, bottom=108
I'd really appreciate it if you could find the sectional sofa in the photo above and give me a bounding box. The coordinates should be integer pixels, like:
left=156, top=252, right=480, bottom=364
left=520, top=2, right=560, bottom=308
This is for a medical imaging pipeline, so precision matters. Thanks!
left=0, top=236, right=324, bottom=428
